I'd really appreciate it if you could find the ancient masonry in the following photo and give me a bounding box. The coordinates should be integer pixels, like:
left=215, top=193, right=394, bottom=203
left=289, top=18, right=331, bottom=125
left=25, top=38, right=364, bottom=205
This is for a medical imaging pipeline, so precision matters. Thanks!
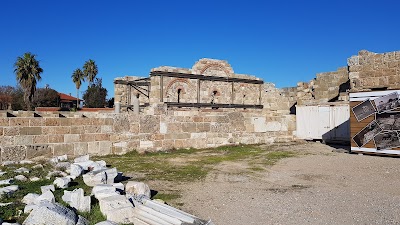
left=1, top=50, right=400, bottom=162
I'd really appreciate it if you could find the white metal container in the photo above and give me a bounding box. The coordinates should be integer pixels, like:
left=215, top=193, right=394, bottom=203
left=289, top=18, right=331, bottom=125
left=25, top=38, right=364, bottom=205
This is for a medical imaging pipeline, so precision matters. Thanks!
left=296, top=104, right=350, bottom=142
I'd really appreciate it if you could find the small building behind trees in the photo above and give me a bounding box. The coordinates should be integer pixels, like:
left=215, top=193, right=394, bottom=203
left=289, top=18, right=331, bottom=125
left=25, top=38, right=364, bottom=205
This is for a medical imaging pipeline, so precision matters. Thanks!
left=58, top=93, right=82, bottom=110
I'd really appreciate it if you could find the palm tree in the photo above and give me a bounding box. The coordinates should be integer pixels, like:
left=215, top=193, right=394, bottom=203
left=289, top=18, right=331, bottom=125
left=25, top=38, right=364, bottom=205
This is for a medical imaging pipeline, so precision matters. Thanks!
left=71, top=68, right=84, bottom=109
left=83, top=59, right=98, bottom=85
left=14, top=52, right=43, bottom=110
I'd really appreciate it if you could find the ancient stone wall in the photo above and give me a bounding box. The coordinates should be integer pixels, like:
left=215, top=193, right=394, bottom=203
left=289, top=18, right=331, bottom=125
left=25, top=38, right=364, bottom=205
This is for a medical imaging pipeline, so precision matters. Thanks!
left=263, top=83, right=296, bottom=111
left=233, top=83, right=260, bottom=105
left=0, top=105, right=295, bottom=162
left=313, top=67, right=348, bottom=101
left=348, top=50, right=400, bottom=91
left=163, top=76, right=197, bottom=103
left=0, top=113, right=115, bottom=162
left=295, top=67, right=349, bottom=105
left=149, top=59, right=263, bottom=105
left=116, top=58, right=263, bottom=108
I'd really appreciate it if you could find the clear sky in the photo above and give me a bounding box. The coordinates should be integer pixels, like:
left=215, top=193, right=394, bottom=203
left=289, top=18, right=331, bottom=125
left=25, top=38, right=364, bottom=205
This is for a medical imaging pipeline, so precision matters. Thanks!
left=1, top=0, right=399, bottom=98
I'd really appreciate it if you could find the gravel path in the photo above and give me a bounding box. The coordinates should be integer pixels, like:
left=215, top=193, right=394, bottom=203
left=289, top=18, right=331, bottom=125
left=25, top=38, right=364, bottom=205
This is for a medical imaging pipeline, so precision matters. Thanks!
left=178, top=142, right=400, bottom=225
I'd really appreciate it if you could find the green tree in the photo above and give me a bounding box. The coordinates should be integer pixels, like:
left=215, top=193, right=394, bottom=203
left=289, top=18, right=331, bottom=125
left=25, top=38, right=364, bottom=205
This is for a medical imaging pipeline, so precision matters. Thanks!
left=31, top=88, right=60, bottom=108
left=14, top=52, right=43, bottom=110
left=82, top=78, right=107, bottom=108
left=11, top=86, right=25, bottom=110
left=71, top=68, right=84, bottom=108
left=83, top=59, right=98, bottom=85
left=107, top=97, right=114, bottom=108
left=0, top=86, right=15, bottom=110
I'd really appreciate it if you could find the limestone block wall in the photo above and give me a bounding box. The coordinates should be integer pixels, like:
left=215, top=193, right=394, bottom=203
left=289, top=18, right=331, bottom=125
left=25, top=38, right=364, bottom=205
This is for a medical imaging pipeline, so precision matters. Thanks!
left=136, top=106, right=295, bottom=152
left=199, top=80, right=232, bottom=104
left=233, top=83, right=260, bottom=105
left=312, top=67, right=349, bottom=102
left=0, top=105, right=296, bottom=162
left=295, top=67, right=349, bottom=105
left=348, top=50, right=400, bottom=91
left=149, top=76, right=161, bottom=104
left=163, top=77, right=197, bottom=103
left=0, top=115, right=115, bottom=162
left=263, top=83, right=295, bottom=111
left=280, top=87, right=297, bottom=107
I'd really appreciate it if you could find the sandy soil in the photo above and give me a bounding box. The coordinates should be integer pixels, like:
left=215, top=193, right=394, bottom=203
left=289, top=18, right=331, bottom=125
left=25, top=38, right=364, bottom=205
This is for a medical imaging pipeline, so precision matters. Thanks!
left=176, top=142, right=400, bottom=225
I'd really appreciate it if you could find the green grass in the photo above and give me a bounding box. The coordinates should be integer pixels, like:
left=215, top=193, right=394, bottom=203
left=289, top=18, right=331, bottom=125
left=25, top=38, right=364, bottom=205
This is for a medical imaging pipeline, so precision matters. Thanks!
left=152, top=192, right=182, bottom=202
left=0, top=143, right=297, bottom=224
left=95, top=144, right=296, bottom=182
left=79, top=203, right=107, bottom=225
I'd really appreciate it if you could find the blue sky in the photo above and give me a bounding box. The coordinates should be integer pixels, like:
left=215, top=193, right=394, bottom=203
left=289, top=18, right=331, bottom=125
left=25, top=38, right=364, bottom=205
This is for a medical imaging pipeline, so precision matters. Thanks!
left=1, top=0, right=399, bottom=98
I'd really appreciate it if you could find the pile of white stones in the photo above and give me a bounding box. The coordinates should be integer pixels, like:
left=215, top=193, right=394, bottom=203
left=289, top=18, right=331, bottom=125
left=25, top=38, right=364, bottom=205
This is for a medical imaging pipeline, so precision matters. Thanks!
left=0, top=155, right=215, bottom=225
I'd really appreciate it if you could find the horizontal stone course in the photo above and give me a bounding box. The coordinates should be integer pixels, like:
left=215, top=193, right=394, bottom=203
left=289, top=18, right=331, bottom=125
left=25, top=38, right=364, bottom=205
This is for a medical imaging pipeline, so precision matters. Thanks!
left=20, top=127, right=42, bottom=135
left=0, top=103, right=295, bottom=161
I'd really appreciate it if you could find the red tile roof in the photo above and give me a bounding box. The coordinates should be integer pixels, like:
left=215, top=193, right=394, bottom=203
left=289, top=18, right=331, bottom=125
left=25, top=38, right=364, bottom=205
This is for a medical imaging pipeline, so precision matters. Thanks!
left=58, top=93, right=82, bottom=102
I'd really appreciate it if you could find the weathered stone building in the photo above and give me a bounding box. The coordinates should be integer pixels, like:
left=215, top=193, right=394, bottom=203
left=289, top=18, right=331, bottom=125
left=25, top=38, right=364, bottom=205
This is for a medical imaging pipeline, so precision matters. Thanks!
left=2, top=50, right=400, bottom=162
left=114, top=58, right=263, bottom=110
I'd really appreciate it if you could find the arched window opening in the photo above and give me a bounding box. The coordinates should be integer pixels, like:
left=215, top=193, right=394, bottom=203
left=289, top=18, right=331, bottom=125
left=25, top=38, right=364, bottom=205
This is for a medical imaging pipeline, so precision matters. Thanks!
left=211, top=90, right=218, bottom=104
left=177, top=89, right=182, bottom=103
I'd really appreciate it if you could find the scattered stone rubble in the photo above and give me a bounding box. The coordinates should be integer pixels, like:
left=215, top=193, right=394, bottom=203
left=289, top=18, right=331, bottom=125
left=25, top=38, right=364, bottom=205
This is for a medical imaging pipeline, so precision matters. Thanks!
left=0, top=154, right=215, bottom=225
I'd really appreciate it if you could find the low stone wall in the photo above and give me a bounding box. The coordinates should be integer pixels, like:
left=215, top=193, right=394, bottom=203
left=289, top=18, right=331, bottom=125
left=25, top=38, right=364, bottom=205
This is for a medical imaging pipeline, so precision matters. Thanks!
left=0, top=114, right=115, bottom=162
left=0, top=106, right=295, bottom=162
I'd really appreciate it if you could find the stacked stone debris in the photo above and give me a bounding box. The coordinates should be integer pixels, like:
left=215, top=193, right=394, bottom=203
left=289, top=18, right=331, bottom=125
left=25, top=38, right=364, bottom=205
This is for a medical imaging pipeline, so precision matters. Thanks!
left=0, top=155, right=215, bottom=225
left=295, top=67, right=349, bottom=106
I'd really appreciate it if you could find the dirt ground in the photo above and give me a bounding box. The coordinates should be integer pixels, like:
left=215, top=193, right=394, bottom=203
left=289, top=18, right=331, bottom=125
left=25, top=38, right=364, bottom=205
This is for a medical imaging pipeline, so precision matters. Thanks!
left=172, top=142, right=400, bottom=225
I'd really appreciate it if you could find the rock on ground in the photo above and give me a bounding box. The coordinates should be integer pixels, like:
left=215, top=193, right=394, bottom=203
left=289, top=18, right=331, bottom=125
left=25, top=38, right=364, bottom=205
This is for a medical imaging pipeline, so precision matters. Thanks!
left=82, top=171, right=107, bottom=187
left=0, top=179, right=13, bottom=185
left=125, top=181, right=151, bottom=198
left=22, top=193, right=40, bottom=205
left=40, top=185, right=55, bottom=194
left=30, top=177, right=40, bottom=182
left=15, top=175, right=28, bottom=181
left=0, top=185, right=18, bottom=197
left=66, top=188, right=91, bottom=212
left=76, top=215, right=89, bottom=225
left=2, top=161, right=15, bottom=166
left=54, top=177, right=71, bottom=189
left=104, top=168, right=118, bottom=184
left=55, top=162, right=71, bottom=170
left=70, top=164, right=84, bottom=177
left=20, top=160, right=34, bottom=164
left=14, top=167, right=29, bottom=173
left=34, top=191, right=55, bottom=205
left=23, top=202, right=78, bottom=225
left=74, top=155, right=90, bottom=163
left=98, top=195, right=135, bottom=223
left=32, top=164, right=44, bottom=169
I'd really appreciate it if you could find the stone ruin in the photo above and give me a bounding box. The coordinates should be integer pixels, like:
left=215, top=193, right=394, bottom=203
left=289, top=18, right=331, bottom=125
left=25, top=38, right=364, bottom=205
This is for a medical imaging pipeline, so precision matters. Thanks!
left=0, top=155, right=214, bottom=224
left=114, top=58, right=263, bottom=111
left=0, top=50, right=399, bottom=162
